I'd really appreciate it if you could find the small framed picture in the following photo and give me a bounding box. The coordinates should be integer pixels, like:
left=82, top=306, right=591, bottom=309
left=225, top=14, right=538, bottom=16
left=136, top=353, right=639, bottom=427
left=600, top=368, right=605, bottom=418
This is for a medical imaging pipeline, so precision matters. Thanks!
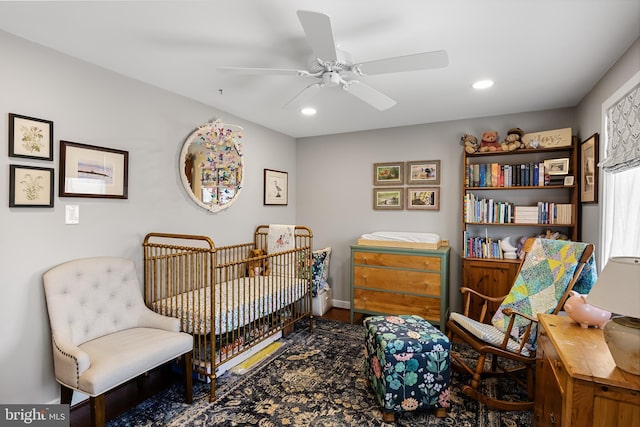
left=406, top=160, right=440, bottom=185
left=59, top=141, right=129, bottom=199
left=264, top=169, right=288, bottom=205
left=543, top=158, right=570, bottom=175
left=373, top=162, right=404, bottom=186
left=373, top=187, right=403, bottom=210
left=580, top=133, right=599, bottom=204
left=8, top=113, right=54, bottom=160
left=9, top=164, right=54, bottom=207
left=563, top=175, right=575, bottom=186
left=406, top=187, right=440, bottom=211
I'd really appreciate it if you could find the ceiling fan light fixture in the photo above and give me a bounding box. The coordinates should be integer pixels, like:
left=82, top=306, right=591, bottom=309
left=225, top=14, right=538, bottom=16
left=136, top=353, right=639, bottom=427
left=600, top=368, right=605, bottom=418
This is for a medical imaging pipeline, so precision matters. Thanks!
left=472, top=79, right=494, bottom=90
left=301, top=107, right=317, bottom=116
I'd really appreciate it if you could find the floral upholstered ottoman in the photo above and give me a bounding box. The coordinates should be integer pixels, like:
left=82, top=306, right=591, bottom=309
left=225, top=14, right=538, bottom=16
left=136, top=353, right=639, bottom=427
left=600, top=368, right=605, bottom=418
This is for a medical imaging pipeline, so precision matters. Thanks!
left=364, top=315, right=450, bottom=422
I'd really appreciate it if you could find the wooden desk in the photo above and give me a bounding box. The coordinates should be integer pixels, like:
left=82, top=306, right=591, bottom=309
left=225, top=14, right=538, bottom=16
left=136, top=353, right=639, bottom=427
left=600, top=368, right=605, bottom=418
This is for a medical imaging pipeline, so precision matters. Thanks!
left=535, top=314, right=640, bottom=427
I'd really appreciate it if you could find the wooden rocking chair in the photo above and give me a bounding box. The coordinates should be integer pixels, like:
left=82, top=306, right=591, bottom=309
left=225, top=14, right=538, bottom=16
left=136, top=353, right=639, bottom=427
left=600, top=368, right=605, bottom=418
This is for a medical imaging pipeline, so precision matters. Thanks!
left=447, top=238, right=595, bottom=410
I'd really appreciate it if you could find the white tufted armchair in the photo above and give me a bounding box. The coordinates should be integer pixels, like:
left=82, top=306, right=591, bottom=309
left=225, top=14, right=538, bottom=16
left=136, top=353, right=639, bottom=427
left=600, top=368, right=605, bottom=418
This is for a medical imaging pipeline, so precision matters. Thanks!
left=43, top=256, right=193, bottom=427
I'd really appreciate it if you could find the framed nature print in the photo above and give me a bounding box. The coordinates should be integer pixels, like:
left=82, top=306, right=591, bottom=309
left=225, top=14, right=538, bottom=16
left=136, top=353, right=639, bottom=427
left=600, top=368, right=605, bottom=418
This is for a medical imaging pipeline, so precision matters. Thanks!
left=264, top=169, right=288, bottom=205
left=373, top=162, right=404, bottom=186
left=406, top=187, right=440, bottom=210
left=59, top=141, right=129, bottom=198
left=8, top=113, right=54, bottom=160
left=9, top=164, right=54, bottom=207
left=407, top=160, right=441, bottom=185
left=543, top=158, right=570, bottom=175
left=580, top=133, right=599, bottom=203
left=373, top=187, right=403, bottom=210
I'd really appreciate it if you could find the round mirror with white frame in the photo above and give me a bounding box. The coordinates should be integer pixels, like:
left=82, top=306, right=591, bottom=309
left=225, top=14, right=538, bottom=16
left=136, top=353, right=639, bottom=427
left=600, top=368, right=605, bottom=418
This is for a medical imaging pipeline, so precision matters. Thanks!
left=179, top=120, right=244, bottom=212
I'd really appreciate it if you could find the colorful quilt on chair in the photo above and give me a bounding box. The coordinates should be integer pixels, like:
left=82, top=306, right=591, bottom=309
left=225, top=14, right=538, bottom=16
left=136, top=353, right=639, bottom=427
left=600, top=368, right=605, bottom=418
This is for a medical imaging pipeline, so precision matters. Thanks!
left=491, top=238, right=596, bottom=348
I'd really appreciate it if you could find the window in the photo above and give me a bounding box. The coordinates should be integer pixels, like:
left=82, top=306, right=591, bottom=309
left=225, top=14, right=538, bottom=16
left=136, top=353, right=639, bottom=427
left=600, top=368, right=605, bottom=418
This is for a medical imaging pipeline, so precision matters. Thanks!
left=600, top=72, right=640, bottom=265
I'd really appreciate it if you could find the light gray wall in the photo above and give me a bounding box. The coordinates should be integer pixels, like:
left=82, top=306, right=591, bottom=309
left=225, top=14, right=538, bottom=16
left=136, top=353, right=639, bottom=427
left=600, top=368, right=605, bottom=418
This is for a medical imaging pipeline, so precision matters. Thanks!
left=296, top=108, right=575, bottom=311
left=575, top=37, right=640, bottom=264
left=0, top=31, right=297, bottom=404
left=2, top=27, right=636, bottom=406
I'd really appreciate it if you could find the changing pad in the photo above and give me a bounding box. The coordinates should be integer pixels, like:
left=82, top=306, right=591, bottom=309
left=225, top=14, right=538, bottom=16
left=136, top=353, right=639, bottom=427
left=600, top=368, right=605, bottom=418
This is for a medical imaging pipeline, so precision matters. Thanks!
left=357, top=231, right=446, bottom=249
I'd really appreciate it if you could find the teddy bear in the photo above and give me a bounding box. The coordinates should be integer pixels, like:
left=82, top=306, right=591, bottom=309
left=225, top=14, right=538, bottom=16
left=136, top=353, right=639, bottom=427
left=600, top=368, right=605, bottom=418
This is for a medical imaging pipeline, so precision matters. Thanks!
left=479, top=130, right=501, bottom=152
left=500, top=127, right=525, bottom=151
left=460, top=133, right=479, bottom=154
left=248, top=248, right=270, bottom=276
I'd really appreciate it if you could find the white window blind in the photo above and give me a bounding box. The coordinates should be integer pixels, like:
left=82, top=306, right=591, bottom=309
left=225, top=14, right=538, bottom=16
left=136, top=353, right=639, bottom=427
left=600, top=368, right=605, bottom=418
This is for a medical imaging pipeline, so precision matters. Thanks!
left=600, top=84, right=640, bottom=173
left=601, top=73, right=640, bottom=265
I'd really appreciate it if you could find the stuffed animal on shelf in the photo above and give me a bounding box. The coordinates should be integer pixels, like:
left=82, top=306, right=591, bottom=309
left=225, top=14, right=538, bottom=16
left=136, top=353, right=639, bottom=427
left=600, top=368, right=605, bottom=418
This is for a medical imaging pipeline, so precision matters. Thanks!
left=461, top=133, right=480, bottom=154
left=501, top=127, right=525, bottom=151
left=248, top=248, right=271, bottom=276
left=479, top=130, right=501, bottom=152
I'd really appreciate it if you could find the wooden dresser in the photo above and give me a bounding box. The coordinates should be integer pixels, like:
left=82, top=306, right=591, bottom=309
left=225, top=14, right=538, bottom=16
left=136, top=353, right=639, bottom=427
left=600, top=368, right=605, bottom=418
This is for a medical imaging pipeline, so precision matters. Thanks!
left=535, top=314, right=640, bottom=427
left=350, top=244, right=450, bottom=329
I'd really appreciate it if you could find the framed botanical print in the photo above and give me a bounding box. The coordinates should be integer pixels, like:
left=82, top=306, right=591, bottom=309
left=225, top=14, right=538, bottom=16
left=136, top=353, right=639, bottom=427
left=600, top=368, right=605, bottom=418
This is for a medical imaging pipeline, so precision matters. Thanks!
left=9, top=164, right=54, bottom=207
left=8, top=113, right=54, bottom=161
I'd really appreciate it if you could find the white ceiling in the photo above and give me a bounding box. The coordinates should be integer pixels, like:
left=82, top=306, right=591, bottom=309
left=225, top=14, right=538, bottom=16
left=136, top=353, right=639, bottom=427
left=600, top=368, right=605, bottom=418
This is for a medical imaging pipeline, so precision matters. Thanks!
left=0, top=1, right=638, bottom=138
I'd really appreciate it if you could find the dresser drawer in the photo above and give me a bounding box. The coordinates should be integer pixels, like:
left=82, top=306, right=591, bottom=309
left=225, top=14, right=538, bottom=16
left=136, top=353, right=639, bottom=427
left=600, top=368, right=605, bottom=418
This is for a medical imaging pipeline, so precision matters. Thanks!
left=353, top=266, right=441, bottom=296
left=539, top=327, right=566, bottom=395
left=353, top=251, right=441, bottom=271
left=353, top=288, right=441, bottom=322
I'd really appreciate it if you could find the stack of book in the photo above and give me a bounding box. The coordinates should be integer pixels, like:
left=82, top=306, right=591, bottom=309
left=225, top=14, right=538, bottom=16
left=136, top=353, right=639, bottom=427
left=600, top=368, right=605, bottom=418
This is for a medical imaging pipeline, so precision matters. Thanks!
left=464, top=193, right=514, bottom=224
left=463, top=231, right=504, bottom=259
left=537, top=202, right=573, bottom=224
left=466, top=161, right=572, bottom=188
left=514, top=206, right=539, bottom=224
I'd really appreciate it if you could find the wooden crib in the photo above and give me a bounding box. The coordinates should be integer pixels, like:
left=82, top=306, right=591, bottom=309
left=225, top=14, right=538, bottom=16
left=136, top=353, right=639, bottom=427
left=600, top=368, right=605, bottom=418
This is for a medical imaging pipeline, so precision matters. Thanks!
left=142, top=225, right=313, bottom=402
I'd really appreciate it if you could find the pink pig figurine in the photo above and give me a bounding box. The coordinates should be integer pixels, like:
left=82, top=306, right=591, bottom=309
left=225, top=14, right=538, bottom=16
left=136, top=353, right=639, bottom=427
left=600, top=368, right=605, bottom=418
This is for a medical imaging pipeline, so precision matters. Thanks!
left=564, top=290, right=611, bottom=328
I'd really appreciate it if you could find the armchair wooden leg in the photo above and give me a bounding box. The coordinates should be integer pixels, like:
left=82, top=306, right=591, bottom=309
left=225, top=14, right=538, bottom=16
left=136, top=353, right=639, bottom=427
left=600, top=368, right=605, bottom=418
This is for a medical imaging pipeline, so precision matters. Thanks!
left=60, top=385, right=73, bottom=405
left=89, top=394, right=106, bottom=427
left=183, top=351, right=193, bottom=404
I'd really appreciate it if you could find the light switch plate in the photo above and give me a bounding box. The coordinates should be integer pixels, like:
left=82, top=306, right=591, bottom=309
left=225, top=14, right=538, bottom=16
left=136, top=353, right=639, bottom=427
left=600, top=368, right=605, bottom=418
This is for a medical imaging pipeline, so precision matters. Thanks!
left=65, top=205, right=79, bottom=224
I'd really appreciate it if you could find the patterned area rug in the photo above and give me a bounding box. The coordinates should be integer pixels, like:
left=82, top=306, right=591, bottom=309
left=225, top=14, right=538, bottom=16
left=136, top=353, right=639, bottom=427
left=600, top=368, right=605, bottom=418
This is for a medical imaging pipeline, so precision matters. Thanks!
left=108, top=318, right=532, bottom=427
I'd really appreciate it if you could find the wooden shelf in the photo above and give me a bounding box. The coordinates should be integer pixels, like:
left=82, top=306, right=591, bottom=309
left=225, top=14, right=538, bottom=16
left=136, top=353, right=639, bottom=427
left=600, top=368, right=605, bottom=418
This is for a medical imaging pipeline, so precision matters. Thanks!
left=461, top=134, right=579, bottom=303
left=465, top=222, right=574, bottom=227
left=465, top=185, right=575, bottom=190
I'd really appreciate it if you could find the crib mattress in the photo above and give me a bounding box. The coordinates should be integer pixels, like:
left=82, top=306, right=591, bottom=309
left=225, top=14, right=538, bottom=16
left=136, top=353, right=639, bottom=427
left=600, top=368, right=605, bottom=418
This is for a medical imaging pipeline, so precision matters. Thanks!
left=152, top=275, right=308, bottom=335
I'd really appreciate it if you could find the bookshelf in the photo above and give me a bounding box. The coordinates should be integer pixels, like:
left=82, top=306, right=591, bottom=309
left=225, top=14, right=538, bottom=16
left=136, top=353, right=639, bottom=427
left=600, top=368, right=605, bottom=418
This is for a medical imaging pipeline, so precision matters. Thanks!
left=461, top=137, right=579, bottom=320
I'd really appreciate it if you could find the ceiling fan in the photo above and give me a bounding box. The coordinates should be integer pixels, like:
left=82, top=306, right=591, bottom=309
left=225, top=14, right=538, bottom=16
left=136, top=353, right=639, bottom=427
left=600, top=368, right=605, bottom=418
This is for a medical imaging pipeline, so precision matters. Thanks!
left=217, top=10, right=449, bottom=111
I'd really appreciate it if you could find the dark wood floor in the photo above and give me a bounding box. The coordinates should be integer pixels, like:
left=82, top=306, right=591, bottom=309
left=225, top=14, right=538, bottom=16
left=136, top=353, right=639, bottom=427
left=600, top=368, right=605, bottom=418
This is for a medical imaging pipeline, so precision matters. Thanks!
left=69, top=308, right=355, bottom=427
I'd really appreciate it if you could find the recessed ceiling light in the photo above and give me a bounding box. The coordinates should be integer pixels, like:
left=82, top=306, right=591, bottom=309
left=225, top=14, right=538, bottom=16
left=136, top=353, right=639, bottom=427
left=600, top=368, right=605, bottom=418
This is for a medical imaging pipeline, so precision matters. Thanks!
left=301, top=107, right=317, bottom=116
left=472, top=80, right=494, bottom=90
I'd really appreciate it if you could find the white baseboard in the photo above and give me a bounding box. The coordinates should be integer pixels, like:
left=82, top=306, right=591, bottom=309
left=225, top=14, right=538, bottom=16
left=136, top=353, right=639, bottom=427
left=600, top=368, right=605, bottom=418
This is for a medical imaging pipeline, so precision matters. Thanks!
left=332, top=299, right=350, bottom=310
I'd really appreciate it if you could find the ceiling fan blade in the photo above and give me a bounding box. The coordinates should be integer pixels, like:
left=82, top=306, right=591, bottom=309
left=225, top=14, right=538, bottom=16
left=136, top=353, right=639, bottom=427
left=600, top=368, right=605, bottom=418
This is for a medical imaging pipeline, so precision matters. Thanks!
left=283, top=82, right=324, bottom=110
left=343, top=80, right=396, bottom=111
left=356, top=50, right=449, bottom=76
left=297, top=10, right=338, bottom=62
left=217, top=67, right=311, bottom=77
